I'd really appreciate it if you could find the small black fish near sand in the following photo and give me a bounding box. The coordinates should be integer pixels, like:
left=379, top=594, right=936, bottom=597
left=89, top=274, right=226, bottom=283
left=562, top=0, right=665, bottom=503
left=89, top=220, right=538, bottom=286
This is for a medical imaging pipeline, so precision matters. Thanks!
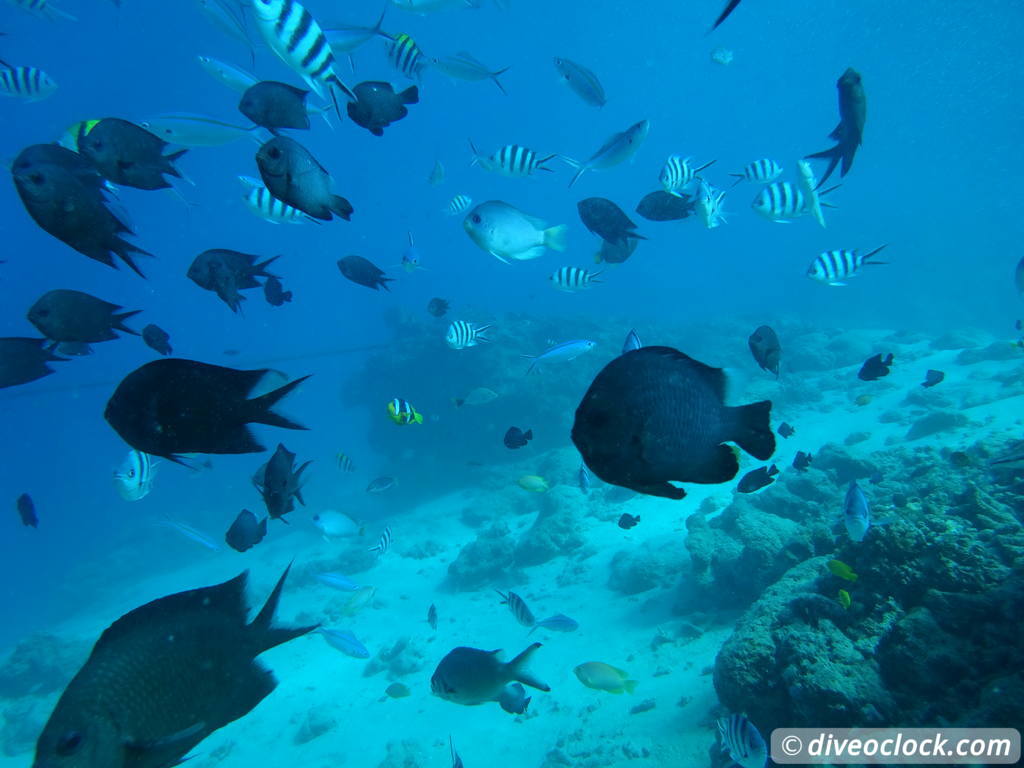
left=16, top=493, right=37, bottom=528
left=737, top=464, right=779, bottom=493
left=858, top=353, right=893, bottom=381
left=77, top=117, right=188, bottom=190
left=792, top=451, right=813, bottom=472
left=142, top=323, right=172, bottom=355
left=503, top=426, right=532, bottom=449
left=263, top=275, right=292, bottom=307
left=577, top=197, right=646, bottom=245
left=32, top=566, right=316, bottom=768
left=427, top=297, right=450, bottom=317
left=338, top=254, right=392, bottom=291
left=0, top=337, right=66, bottom=389
left=256, top=136, right=353, bottom=221
left=104, top=358, right=309, bottom=461
left=239, top=80, right=312, bottom=132
left=225, top=509, right=268, bottom=552
left=921, top=369, right=945, bottom=388
left=617, top=512, right=639, bottom=530
left=253, top=443, right=311, bottom=523
left=595, top=237, right=638, bottom=264
left=748, top=325, right=781, bottom=377
left=27, top=289, right=140, bottom=345
left=778, top=422, right=795, bottom=438
left=572, top=346, right=775, bottom=500
left=635, top=190, right=695, bottom=222
left=347, top=81, right=419, bottom=137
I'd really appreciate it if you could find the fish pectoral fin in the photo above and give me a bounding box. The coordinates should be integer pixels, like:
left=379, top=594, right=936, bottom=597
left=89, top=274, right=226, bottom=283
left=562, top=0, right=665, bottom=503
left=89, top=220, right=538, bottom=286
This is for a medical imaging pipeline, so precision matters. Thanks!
left=125, top=722, right=206, bottom=757
left=489, top=250, right=512, bottom=264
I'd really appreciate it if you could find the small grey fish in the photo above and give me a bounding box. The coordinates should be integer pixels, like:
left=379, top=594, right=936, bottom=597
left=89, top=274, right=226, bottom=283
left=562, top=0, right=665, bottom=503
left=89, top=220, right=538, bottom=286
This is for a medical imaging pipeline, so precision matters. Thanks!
left=256, top=136, right=353, bottom=221
left=530, top=614, right=579, bottom=634
left=565, top=120, right=648, bottom=187
left=496, top=590, right=535, bottom=627
left=317, top=572, right=361, bottom=591
left=142, top=324, right=172, bottom=355
left=843, top=480, right=871, bottom=542
left=433, top=51, right=509, bottom=94
left=156, top=518, right=221, bottom=551
left=430, top=643, right=550, bottom=707
left=497, top=682, right=531, bottom=715
left=553, top=57, right=605, bottom=107
left=578, top=463, right=591, bottom=494
left=366, top=475, right=397, bottom=493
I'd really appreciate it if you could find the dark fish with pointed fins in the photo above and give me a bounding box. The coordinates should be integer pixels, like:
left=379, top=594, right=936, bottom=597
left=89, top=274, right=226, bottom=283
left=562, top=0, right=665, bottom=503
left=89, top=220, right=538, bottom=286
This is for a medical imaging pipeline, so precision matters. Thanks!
left=263, top=276, right=292, bottom=307
left=617, top=513, right=639, bottom=530
left=0, top=337, right=66, bottom=389
left=497, top=682, right=531, bottom=715
left=778, top=422, right=795, bottom=438
left=347, top=81, right=418, bottom=137
left=239, top=80, right=312, bottom=132
left=188, top=250, right=280, bottom=314
left=142, top=324, right=172, bottom=355
left=11, top=144, right=152, bottom=277
left=921, top=369, right=944, bottom=388
left=503, top=426, right=532, bottom=449
left=27, top=289, right=140, bottom=344
left=748, top=325, right=781, bottom=377
left=427, top=297, right=450, bottom=317
left=256, top=136, right=353, bottom=221
left=252, top=443, right=311, bottom=522
left=793, top=451, right=812, bottom=472
left=32, top=566, right=316, bottom=768
left=737, top=464, right=779, bottom=493
left=572, top=346, right=775, bottom=500
left=858, top=353, right=893, bottom=381
left=578, top=197, right=646, bottom=245
left=338, top=254, right=392, bottom=291
left=104, top=359, right=309, bottom=461
left=77, top=118, right=188, bottom=190
left=805, top=68, right=866, bottom=187
left=710, top=0, right=742, bottom=31
left=635, top=190, right=695, bottom=222
left=427, top=603, right=438, bottom=630
left=225, top=509, right=268, bottom=552
left=431, top=643, right=550, bottom=707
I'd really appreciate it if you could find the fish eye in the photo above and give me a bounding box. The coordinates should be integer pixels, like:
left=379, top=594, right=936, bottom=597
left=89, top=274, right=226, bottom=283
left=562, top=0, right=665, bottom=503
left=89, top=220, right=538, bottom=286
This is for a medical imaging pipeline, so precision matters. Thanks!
left=56, top=731, right=83, bottom=756
left=127, top=469, right=136, bottom=478
left=471, top=214, right=481, bottom=224
left=268, top=148, right=281, bottom=159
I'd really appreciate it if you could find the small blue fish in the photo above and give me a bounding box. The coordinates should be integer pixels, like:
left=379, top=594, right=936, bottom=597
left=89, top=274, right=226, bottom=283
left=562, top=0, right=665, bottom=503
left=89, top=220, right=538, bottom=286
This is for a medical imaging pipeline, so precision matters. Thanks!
left=317, top=572, right=361, bottom=591
left=622, top=329, right=642, bottom=354
left=156, top=519, right=221, bottom=551
left=578, top=463, right=591, bottom=494
left=530, top=614, right=579, bottom=634
left=843, top=480, right=871, bottom=542
left=498, top=682, right=531, bottom=715
left=523, top=339, right=596, bottom=374
left=399, top=232, right=424, bottom=273
left=317, top=628, right=370, bottom=658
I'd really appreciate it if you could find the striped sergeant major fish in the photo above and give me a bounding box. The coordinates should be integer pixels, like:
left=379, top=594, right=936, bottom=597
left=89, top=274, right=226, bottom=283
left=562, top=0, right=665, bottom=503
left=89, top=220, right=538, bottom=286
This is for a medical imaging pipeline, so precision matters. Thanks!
left=751, top=180, right=838, bottom=224
left=444, top=194, right=472, bottom=216
left=807, top=244, right=888, bottom=286
left=729, top=158, right=782, bottom=188
left=0, top=60, right=57, bottom=101
left=251, top=0, right=356, bottom=112
left=387, top=32, right=428, bottom=81
left=716, top=714, right=767, bottom=768
left=659, top=155, right=715, bottom=197
left=496, top=590, right=536, bottom=628
left=369, top=525, right=392, bottom=555
left=469, top=141, right=555, bottom=178
left=6, top=0, right=76, bottom=21
left=238, top=176, right=314, bottom=224
left=550, top=266, right=601, bottom=292
left=113, top=449, right=156, bottom=502
left=445, top=320, right=492, bottom=349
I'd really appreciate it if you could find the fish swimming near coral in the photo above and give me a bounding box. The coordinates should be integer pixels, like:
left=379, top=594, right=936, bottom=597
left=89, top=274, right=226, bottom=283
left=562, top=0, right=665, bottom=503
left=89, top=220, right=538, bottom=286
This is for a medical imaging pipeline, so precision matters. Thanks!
left=431, top=643, right=550, bottom=707
left=827, top=559, right=858, bottom=581
left=32, top=566, right=316, bottom=768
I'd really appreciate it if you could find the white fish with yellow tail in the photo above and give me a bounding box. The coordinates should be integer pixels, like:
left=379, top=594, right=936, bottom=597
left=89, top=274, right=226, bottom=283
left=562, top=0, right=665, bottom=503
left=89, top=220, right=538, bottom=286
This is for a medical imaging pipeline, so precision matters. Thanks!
left=463, top=200, right=567, bottom=263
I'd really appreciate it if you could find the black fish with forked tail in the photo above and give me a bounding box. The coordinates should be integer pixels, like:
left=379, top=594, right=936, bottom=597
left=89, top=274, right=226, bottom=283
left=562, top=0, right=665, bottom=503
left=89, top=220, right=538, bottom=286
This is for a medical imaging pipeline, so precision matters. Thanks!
left=32, top=566, right=316, bottom=768
left=805, top=68, right=866, bottom=187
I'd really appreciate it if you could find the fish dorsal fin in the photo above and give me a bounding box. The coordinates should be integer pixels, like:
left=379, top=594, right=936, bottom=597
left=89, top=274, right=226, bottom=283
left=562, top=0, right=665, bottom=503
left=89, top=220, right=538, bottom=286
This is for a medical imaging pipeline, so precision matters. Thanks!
left=645, top=346, right=727, bottom=398
left=95, top=572, right=251, bottom=651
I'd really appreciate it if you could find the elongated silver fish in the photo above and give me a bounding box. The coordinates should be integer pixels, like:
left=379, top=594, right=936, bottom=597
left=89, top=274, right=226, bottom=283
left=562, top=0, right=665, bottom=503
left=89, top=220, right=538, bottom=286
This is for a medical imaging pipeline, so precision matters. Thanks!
left=251, top=0, right=355, bottom=105
left=197, top=55, right=260, bottom=93
left=140, top=113, right=260, bottom=147
left=553, top=57, right=605, bottom=106
left=324, top=8, right=388, bottom=54
left=434, top=51, right=509, bottom=93
left=565, top=120, right=648, bottom=187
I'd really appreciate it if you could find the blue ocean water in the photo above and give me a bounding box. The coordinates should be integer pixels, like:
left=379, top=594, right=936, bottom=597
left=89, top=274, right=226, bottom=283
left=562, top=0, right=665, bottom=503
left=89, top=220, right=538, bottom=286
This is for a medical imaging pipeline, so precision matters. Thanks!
left=1, top=0, right=1023, bottom=765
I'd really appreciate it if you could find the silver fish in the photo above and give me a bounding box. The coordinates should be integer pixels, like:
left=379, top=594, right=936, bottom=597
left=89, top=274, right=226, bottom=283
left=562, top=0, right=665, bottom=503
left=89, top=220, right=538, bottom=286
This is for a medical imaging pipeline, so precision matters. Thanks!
left=565, top=120, right=649, bottom=187
left=433, top=51, right=509, bottom=93
left=530, top=613, right=579, bottom=634
left=324, top=8, right=388, bottom=54
left=196, top=55, right=260, bottom=93
left=140, top=113, right=260, bottom=147
left=553, top=57, right=605, bottom=106
left=843, top=480, right=871, bottom=542
left=523, top=339, right=596, bottom=374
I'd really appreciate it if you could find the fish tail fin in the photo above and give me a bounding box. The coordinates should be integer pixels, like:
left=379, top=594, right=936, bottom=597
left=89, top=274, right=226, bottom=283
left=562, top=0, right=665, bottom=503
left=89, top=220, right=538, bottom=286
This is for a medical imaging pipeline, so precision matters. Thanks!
left=523, top=429, right=533, bottom=440
left=491, top=66, right=510, bottom=95
left=399, top=85, right=419, bottom=104
left=251, top=563, right=319, bottom=652
left=255, top=254, right=281, bottom=277
left=414, top=410, right=424, bottom=424
left=114, top=241, right=154, bottom=279
left=863, top=244, right=888, bottom=264
left=468, top=138, right=481, bottom=166
left=247, top=374, right=310, bottom=430
left=543, top=224, right=568, bottom=252
left=727, top=399, right=775, bottom=460
left=695, top=158, right=717, bottom=174
left=728, top=174, right=745, bottom=189
left=330, top=195, right=354, bottom=221
left=509, top=642, right=550, bottom=691
left=804, top=145, right=841, bottom=189
left=329, top=75, right=356, bottom=102
left=113, top=309, right=143, bottom=335
left=371, top=4, right=388, bottom=35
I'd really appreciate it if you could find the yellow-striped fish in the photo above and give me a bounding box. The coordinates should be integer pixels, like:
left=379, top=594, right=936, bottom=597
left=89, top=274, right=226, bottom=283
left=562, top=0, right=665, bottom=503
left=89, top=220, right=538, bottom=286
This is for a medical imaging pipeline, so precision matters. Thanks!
left=252, top=0, right=355, bottom=109
left=387, top=397, right=423, bottom=425
left=386, top=33, right=428, bottom=81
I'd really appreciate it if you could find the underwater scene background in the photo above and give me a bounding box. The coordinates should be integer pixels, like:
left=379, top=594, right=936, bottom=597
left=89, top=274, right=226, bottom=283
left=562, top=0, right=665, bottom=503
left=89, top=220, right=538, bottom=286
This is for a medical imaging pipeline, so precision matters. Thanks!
left=0, top=0, right=1022, bottom=766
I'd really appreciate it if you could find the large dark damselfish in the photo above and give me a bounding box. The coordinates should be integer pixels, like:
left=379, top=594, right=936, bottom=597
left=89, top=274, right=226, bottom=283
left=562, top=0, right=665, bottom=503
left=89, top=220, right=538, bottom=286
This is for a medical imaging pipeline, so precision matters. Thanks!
left=32, top=566, right=315, bottom=768
left=572, top=346, right=775, bottom=500
left=635, top=190, right=695, bottom=222
left=27, top=289, right=140, bottom=345
left=11, top=144, right=152, bottom=277
left=104, top=359, right=309, bottom=461
left=347, top=81, right=419, bottom=137
left=187, top=250, right=280, bottom=314
left=806, top=68, right=866, bottom=188
left=748, top=325, right=781, bottom=377
left=577, top=197, right=646, bottom=246
left=0, top=337, right=66, bottom=389
left=857, top=353, right=893, bottom=381
left=253, top=443, right=311, bottom=522
left=255, top=136, right=353, bottom=221
left=239, top=80, right=312, bottom=132
left=77, top=118, right=188, bottom=191
left=338, top=255, right=392, bottom=291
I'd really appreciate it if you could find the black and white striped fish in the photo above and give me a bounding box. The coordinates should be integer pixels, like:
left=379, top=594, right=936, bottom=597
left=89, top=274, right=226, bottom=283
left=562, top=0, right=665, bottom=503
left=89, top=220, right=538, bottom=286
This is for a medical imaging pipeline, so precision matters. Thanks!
left=444, top=194, right=472, bottom=216
left=659, top=155, right=715, bottom=197
left=0, top=61, right=57, bottom=101
left=368, top=525, right=392, bottom=555
left=387, top=32, right=428, bottom=81
left=470, top=141, right=555, bottom=178
left=550, top=266, right=602, bottom=292
left=752, top=180, right=837, bottom=224
left=446, top=320, right=492, bottom=349
left=6, top=0, right=76, bottom=21
left=717, top=714, right=767, bottom=768
left=251, top=0, right=355, bottom=107
left=496, top=589, right=536, bottom=628
left=807, top=245, right=888, bottom=286
left=239, top=176, right=313, bottom=224
left=729, top=158, right=782, bottom=187
left=113, top=449, right=156, bottom=502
